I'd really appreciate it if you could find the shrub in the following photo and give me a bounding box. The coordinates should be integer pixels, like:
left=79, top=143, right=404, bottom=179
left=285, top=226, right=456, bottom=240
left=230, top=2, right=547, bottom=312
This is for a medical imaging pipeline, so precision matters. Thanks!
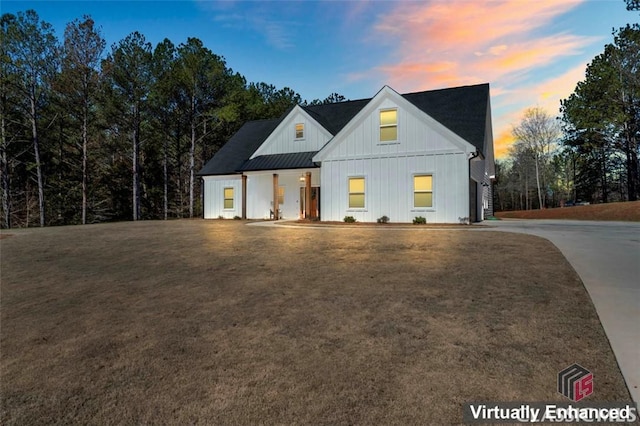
left=343, top=216, right=357, bottom=223
left=233, top=215, right=242, bottom=220
left=413, top=216, right=426, bottom=225
left=377, top=215, right=390, bottom=224
left=217, top=215, right=224, bottom=220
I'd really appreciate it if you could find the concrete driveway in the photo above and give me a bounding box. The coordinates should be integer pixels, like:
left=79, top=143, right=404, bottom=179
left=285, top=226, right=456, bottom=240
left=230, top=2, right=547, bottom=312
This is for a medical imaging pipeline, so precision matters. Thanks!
left=486, top=219, right=640, bottom=403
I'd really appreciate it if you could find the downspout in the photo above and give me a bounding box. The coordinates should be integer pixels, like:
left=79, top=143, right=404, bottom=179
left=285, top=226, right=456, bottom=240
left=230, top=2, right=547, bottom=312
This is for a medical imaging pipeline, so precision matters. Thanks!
left=201, top=177, right=205, bottom=219
left=468, top=151, right=480, bottom=223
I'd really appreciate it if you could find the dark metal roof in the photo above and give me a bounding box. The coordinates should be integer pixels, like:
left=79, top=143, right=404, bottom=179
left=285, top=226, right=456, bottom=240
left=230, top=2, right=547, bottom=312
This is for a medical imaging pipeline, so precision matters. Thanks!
left=240, top=151, right=319, bottom=172
left=197, top=119, right=281, bottom=175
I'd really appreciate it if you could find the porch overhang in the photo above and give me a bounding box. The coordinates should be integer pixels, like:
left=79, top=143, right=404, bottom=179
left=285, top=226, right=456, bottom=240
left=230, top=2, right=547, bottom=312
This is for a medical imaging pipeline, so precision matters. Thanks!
left=239, top=151, right=319, bottom=172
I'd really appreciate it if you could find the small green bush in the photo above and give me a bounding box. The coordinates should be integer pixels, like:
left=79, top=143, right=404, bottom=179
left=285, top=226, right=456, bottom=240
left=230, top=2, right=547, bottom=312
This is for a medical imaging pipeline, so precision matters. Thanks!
left=217, top=215, right=224, bottom=220
left=343, top=216, right=357, bottom=223
left=377, top=215, right=390, bottom=224
left=233, top=215, right=242, bottom=220
left=413, top=216, right=427, bottom=225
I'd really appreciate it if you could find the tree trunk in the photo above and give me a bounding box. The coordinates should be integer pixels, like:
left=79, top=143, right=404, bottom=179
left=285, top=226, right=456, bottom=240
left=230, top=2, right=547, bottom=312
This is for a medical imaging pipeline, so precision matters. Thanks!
left=132, top=103, right=140, bottom=221
left=1, top=110, right=10, bottom=229
left=189, top=94, right=195, bottom=218
left=163, top=133, right=168, bottom=221
left=601, top=147, right=609, bottom=203
left=30, top=97, right=45, bottom=227
left=625, top=126, right=638, bottom=201
left=525, top=173, right=529, bottom=210
left=82, top=102, right=88, bottom=224
left=534, top=154, right=543, bottom=209
left=176, top=131, right=182, bottom=218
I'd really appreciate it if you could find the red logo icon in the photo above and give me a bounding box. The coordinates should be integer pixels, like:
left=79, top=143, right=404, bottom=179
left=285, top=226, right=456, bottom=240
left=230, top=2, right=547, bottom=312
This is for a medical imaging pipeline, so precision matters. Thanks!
left=558, top=364, right=593, bottom=401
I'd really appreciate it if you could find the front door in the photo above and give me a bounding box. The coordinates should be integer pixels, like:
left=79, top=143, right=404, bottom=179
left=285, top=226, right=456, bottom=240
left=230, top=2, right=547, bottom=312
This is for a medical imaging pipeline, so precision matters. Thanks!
left=300, top=187, right=320, bottom=219
left=310, top=187, right=320, bottom=219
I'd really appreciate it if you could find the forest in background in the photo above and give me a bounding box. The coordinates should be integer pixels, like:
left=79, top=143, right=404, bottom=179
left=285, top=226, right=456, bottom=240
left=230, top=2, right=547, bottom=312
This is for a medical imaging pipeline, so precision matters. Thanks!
left=1, top=10, right=346, bottom=228
left=2, top=6, right=638, bottom=228
left=494, top=1, right=639, bottom=211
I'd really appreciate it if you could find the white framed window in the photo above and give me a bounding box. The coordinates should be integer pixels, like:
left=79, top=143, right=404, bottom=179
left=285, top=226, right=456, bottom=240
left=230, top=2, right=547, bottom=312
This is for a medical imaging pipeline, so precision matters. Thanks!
left=223, top=187, right=234, bottom=209
left=295, top=123, right=304, bottom=139
left=379, top=109, right=397, bottom=142
left=413, top=175, right=433, bottom=208
left=348, top=177, right=365, bottom=209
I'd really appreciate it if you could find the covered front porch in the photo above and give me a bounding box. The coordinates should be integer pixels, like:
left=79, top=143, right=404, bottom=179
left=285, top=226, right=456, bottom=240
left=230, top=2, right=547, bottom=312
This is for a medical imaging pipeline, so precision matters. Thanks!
left=241, top=169, right=320, bottom=220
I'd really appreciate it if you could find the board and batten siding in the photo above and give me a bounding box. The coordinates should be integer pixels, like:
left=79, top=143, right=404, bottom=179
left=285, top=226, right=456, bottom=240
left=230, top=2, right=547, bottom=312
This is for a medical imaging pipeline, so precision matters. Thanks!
left=317, top=97, right=470, bottom=161
left=250, top=107, right=332, bottom=158
left=320, top=153, right=468, bottom=223
left=316, top=90, right=476, bottom=223
left=203, top=175, right=242, bottom=219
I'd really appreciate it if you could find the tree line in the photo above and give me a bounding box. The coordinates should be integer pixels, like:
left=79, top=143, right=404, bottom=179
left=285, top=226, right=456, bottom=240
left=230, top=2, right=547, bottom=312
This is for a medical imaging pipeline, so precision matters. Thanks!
left=494, top=16, right=639, bottom=211
left=1, top=10, right=346, bottom=228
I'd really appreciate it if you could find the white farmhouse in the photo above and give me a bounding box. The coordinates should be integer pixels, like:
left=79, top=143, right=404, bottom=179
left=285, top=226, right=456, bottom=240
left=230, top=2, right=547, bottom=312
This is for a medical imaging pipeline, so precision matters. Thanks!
left=199, top=84, right=494, bottom=223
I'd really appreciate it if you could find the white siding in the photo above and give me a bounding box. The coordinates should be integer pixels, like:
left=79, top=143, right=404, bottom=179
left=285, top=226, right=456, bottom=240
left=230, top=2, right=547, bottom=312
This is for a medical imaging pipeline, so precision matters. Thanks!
left=316, top=88, right=474, bottom=223
left=203, top=175, right=242, bottom=219
left=320, top=153, right=468, bottom=223
left=251, top=107, right=332, bottom=158
left=329, top=99, right=457, bottom=159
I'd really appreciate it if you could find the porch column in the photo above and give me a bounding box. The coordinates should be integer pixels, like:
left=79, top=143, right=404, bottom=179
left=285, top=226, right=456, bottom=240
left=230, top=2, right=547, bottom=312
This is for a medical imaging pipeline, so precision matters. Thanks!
left=241, top=174, right=247, bottom=220
left=305, top=172, right=312, bottom=219
left=272, top=173, right=279, bottom=220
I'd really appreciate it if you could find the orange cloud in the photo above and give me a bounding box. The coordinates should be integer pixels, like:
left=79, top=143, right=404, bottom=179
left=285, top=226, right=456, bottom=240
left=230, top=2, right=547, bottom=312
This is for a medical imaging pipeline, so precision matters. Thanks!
left=368, top=0, right=599, bottom=160
left=491, top=64, right=587, bottom=159
left=494, top=130, right=515, bottom=160
left=373, top=0, right=592, bottom=92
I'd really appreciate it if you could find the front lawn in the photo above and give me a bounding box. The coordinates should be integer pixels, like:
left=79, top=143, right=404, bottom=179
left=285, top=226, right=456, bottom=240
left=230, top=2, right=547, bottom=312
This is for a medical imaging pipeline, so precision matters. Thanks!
left=0, top=220, right=632, bottom=424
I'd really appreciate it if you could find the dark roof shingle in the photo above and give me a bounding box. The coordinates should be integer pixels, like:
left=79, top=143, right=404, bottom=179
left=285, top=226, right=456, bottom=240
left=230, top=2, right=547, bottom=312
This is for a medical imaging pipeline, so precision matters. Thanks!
left=197, top=119, right=280, bottom=176
left=302, top=99, right=371, bottom=135
left=198, top=84, right=490, bottom=175
left=403, top=83, right=489, bottom=152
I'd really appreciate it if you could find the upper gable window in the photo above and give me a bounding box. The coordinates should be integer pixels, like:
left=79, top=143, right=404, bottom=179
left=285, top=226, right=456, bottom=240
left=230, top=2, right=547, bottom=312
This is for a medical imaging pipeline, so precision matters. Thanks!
left=379, top=109, right=397, bottom=142
left=295, top=123, right=304, bottom=139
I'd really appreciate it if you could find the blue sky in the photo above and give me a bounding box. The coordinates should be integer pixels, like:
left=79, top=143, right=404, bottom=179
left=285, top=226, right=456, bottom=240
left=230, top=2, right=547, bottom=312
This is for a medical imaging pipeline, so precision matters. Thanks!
left=2, top=0, right=635, bottom=157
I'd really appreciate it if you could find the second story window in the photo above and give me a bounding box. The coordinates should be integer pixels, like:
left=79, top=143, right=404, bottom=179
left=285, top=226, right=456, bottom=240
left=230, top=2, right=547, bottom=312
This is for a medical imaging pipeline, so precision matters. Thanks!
left=379, top=109, right=397, bottom=142
left=295, top=123, right=304, bottom=139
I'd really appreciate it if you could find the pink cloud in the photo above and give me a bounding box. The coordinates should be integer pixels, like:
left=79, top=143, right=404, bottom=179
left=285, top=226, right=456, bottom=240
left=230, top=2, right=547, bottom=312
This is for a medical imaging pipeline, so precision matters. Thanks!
left=366, top=0, right=600, bottom=159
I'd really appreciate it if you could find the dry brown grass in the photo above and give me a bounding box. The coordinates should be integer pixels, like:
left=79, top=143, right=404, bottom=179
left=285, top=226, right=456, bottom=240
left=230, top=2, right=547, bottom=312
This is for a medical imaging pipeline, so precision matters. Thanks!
left=496, top=200, right=640, bottom=221
left=0, top=220, right=633, bottom=424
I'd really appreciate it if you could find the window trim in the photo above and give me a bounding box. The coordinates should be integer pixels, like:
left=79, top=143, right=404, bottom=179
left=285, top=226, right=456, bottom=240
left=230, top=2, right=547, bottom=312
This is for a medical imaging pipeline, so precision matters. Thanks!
left=295, top=123, right=304, bottom=140
left=223, top=187, right=234, bottom=210
left=347, top=176, right=366, bottom=210
left=379, top=108, right=398, bottom=143
left=412, top=174, right=434, bottom=210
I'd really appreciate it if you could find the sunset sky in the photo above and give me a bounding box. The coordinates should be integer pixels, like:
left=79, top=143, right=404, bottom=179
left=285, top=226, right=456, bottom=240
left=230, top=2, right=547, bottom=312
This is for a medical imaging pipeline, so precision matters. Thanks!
left=3, top=0, right=635, bottom=158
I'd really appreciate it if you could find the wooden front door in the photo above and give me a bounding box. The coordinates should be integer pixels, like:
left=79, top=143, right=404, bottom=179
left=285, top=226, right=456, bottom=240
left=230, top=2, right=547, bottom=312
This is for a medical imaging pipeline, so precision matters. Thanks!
left=300, top=187, right=320, bottom=219
left=310, top=187, right=319, bottom=219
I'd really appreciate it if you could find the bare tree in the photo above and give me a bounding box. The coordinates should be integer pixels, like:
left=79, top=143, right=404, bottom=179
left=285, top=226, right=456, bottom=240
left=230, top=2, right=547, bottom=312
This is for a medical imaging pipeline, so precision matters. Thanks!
left=5, top=10, right=59, bottom=226
left=512, top=108, right=561, bottom=209
left=58, top=16, right=105, bottom=224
